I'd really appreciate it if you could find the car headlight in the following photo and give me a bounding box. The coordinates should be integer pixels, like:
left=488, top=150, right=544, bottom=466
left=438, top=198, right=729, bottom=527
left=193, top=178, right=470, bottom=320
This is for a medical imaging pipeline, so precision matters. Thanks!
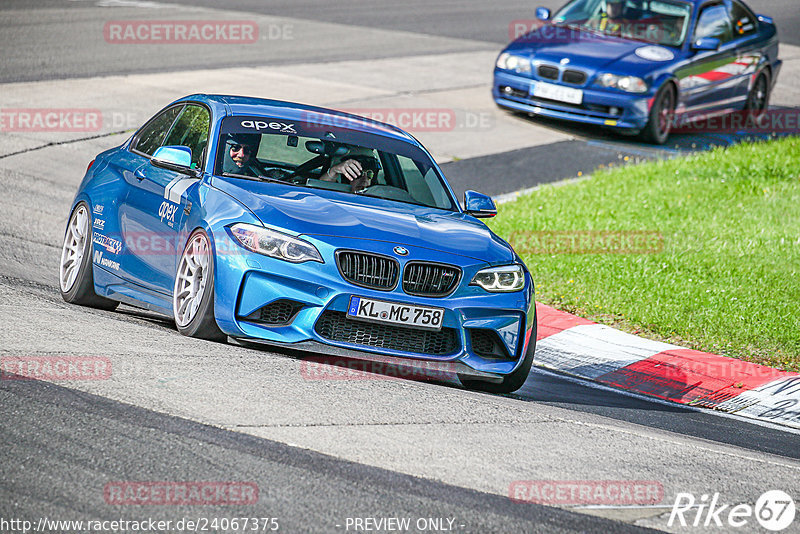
left=496, top=52, right=532, bottom=74
left=596, top=73, right=648, bottom=93
left=229, top=223, right=323, bottom=263
left=470, top=265, right=525, bottom=292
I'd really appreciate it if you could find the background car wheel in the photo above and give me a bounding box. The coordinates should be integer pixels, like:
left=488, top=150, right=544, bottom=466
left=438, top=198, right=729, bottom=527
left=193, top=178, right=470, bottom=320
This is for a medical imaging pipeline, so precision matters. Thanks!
left=59, top=202, right=118, bottom=310
left=460, top=312, right=537, bottom=394
left=173, top=229, right=226, bottom=341
left=641, top=84, right=676, bottom=145
left=745, top=71, right=771, bottom=117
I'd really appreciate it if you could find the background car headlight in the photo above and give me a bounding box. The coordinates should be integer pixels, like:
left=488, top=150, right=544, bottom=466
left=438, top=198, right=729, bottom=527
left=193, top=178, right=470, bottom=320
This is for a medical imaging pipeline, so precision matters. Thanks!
left=229, top=223, right=323, bottom=263
left=470, top=265, right=525, bottom=292
left=596, top=73, right=648, bottom=93
left=496, top=52, right=532, bottom=74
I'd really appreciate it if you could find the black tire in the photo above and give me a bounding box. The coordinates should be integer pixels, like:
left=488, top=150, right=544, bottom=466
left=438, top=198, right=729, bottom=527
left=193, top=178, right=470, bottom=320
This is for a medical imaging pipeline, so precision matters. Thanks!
left=173, top=229, right=227, bottom=341
left=460, top=312, right=537, bottom=394
left=745, top=70, right=771, bottom=117
left=59, top=201, right=119, bottom=310
left=641, top=84, right=676, bottom=145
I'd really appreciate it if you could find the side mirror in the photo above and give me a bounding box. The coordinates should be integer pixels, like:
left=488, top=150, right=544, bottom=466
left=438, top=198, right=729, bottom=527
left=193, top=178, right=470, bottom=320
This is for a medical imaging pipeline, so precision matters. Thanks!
left=692, top=37, right=721, bottom=51
left=464, top=190, right=497, bottom=218
left=151, top=146, right=196, bottom=175
left=536, top=7, right=551, bottom=21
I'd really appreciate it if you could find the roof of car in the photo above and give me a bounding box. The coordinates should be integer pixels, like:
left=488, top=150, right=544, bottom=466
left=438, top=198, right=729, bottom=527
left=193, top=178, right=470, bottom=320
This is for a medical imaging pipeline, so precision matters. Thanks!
left=175, top=94, right=420, bottom=146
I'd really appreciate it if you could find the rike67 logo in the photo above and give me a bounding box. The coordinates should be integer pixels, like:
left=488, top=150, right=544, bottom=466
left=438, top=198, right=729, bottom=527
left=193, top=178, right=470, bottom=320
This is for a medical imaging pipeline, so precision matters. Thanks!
left=669, top=490, right=795, bottom=531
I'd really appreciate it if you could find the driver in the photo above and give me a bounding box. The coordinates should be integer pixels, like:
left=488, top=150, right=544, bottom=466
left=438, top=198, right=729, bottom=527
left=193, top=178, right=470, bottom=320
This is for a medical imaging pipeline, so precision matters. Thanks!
left=221, top=133, right=261, bottom=177
left=322, top=147, right=380, bottom=192
left=595, top=0, right=625, bottom=32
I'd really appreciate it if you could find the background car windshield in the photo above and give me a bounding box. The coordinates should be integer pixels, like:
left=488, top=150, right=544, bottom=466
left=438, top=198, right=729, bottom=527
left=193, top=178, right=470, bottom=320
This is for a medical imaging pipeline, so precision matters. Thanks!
left=553, top=0, right=691, bottom=47
left=215, top=117, right=456, bottom=211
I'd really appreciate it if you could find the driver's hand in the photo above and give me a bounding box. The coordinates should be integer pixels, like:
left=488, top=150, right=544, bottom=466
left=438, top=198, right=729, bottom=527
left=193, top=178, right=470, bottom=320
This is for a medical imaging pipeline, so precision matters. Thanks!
left=327, top=159, right=362, bottom=182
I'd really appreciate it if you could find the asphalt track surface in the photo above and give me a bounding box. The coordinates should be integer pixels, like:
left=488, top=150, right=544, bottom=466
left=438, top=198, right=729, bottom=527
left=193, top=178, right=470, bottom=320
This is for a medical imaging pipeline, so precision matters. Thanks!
left=1, top=1, right=800, bottom=533
left=0, top=0, right=797, bottom=83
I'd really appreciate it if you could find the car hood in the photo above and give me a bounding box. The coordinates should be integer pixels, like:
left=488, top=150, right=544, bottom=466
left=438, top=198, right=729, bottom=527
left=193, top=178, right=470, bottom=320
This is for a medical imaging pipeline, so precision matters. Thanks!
left=212, top=177, right=515, bottom=264
left=507, top=29, right=671, bottom=75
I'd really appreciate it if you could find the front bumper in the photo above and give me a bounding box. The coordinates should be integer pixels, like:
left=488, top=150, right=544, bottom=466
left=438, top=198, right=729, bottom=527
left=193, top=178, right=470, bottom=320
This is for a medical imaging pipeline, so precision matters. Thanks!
left=212, top=231, right=535, bottom=378
left=493, top=70, right=652, bottom=131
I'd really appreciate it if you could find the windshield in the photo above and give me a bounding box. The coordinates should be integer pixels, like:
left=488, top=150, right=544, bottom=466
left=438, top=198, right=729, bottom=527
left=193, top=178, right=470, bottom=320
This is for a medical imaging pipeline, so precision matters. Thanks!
left=552, top=0, right=692, bottom=47
left=214, top=116, right=456, bottom=211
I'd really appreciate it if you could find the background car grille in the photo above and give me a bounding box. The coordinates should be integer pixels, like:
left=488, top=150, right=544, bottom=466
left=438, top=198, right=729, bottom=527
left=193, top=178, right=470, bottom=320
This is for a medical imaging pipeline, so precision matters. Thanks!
left=562, top=69, right=587, bottom=85
left=336, top=251, right=399, bottom=290
left=537, top=64, right=559, bottom=80
left=242, top=299, right=303, bottom=326
left=402, top=262, right=461, bottom=297
left=315, top=311, right=459, bottom=356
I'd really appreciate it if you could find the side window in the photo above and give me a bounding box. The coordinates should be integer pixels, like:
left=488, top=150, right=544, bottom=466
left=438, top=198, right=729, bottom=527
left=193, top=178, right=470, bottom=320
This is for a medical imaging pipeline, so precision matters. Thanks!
left=162, top=105, right=211, bottom=169
left=694, top=4, right=733, bottom=43
left=397, top=156, right=437, bottom=207
left=132, top=106, right=182, bottom=156
left=729, top=1, right=757, bottom=38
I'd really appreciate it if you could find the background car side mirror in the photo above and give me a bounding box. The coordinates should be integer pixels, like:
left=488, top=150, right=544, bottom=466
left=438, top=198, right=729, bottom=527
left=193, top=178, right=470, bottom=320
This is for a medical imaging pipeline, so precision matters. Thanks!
left=151, top=145, right=196, bottom=175
left=536, top=7, right=551, bottom=21
left=464, top=190, right=497, bottom=218
left=692, top=37, right=721, bottom=52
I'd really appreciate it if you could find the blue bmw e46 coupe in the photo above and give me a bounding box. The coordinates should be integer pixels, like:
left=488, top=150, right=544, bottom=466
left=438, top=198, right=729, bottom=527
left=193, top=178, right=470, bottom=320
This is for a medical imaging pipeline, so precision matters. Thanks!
left=493, top=0, right=781, bottom=143
left=59, top=94, right=537, bottom=393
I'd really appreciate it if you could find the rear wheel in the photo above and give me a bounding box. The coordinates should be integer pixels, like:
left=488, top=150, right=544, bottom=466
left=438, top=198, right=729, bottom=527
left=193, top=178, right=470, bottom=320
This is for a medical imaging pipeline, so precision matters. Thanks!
left=173, top=229, right=226, bottom=341
left=59, top=202, right=118, bottom=310
left=745, top=71, right=770, bottom=117
left=641, top=84, right=676, bottom=145
left=460, top=312, right=537, bottom=394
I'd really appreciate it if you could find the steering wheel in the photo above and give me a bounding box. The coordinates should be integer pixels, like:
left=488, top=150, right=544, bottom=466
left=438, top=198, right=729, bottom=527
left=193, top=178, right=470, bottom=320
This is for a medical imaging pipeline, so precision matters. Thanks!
left=287, top=154, right=330, bottom=181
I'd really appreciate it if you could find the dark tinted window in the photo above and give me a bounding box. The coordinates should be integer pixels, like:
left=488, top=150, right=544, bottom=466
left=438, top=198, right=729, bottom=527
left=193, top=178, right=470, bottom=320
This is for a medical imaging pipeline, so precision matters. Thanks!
left=730, top=1, right=757, bottom=37
left=132, top=105, right=182, bottom=156
left=695, top=4, right=733, bottom=43
left=163, top=105, right=211, bottom=169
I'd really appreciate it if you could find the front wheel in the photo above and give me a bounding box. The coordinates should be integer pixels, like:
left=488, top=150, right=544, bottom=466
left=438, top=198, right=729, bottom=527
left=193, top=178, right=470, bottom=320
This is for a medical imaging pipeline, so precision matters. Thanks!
left=745, top=71, right=770, bottom=117
left=173, top=229, right=226, bottom=341
left=641, top=84, right=676, bottom=145
left=59, top=202, right=118, bottom=310
left=460, top=313, right=537, bottom=394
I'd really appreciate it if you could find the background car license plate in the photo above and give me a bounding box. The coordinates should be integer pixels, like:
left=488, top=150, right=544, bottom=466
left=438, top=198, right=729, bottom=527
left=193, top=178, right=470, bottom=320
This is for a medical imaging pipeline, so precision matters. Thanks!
left=347, top=296, right=444, bottom=330
left=531, top=81, right=583, bottom=105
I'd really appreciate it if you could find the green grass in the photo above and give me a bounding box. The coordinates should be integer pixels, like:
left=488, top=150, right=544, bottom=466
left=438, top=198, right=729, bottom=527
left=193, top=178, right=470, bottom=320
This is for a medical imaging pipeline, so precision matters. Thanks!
left=488, top=137, right=800, bottom=371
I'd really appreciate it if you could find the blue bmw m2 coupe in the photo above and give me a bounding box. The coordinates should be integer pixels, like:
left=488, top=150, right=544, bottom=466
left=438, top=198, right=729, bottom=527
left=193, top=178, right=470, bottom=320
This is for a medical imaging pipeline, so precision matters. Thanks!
left=60, top=95, right=537, bottom=393
left=494, top=0, right=781, bottom=143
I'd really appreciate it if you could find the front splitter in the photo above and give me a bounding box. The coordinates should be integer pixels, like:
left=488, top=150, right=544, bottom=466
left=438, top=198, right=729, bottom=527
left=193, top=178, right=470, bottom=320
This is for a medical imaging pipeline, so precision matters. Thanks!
left=229, top=338, right=504, bottom=384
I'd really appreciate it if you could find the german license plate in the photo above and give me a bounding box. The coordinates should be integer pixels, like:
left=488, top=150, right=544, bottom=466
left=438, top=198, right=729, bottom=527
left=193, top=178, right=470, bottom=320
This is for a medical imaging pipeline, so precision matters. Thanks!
left=531, top=81, right=583, bottom=104
left=347, top=296, right=444, bottom=331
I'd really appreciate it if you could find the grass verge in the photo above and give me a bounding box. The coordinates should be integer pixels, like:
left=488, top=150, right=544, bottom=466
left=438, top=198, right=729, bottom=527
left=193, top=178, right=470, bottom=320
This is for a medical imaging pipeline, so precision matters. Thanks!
left=488, top=137, right=800, bottom=371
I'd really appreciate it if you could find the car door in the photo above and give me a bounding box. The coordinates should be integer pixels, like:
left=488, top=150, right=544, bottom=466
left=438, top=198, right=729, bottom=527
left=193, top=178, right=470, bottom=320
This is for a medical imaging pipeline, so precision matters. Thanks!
left=120, top=103, right=210, bottom=295
left=99, top=104, right=182, bottom=286
left=725, top=0, right=762, bottom=104
left=676, top=2, right=739, bottom=116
